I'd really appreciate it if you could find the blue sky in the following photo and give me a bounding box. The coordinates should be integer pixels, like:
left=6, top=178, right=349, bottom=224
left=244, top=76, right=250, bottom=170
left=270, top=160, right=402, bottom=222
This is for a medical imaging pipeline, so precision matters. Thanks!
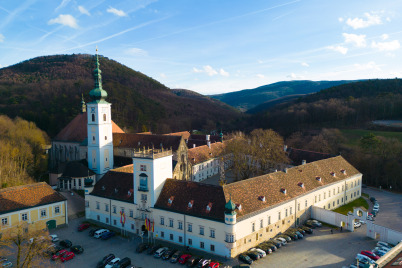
left=1, top=0, right=402, bottom=94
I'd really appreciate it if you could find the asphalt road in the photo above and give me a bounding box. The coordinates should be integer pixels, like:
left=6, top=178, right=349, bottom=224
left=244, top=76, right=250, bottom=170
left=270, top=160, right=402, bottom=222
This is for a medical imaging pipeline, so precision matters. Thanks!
left=362, top=187, right=402, bottom=232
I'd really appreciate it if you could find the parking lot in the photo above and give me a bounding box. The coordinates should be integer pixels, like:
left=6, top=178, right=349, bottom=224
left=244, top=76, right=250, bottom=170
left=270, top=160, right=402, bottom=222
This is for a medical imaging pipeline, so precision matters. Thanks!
left=44, top=217, right=380, bottom=268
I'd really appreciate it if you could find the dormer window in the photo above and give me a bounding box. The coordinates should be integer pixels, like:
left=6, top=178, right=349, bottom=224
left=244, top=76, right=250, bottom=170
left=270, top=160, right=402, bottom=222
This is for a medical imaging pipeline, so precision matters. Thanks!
left=236, top=204, right=242, bottom=211
left=168, top=196, right=174, bottom=205
left=281, top=188, right=287, bottom=194
left=114, top=188, right=118, bottom=193
left=101, top=185, right=105, bottom=191
left=206, top=202, right=213, bottom=213
left=330, top=172, right=336, bottom=177
left=127, top=191, right=132, bottom=196
left=258, top=196, right=266, bottom=202
left=316, top=176, right=322, bottom=182
left=298, top=182, right=304, bottom=188
left=341, top=169, right=346, bottom=175
left=188, top=200, right=194, bottom=208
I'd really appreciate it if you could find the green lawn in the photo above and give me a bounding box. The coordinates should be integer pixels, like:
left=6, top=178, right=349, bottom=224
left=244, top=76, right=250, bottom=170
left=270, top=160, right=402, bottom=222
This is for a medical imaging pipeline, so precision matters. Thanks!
left=340, top=129, right=402, bottom=146
left=332, top=197, right=369, bottom=215
left=362, top=193, right=369, bottom=198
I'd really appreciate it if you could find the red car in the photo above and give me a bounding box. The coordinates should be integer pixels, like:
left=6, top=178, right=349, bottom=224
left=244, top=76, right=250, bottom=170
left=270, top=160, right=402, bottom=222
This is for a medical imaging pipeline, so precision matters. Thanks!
left=208, top=262, right=220, bottom=268
left=361, top=250, right=380, bottom=261
left=77, top=223, right=90, bottom=231
left=178, top=254, right=191, bottom=264
left=52, top=249, right=68, bottom=260
left=60, top=251, right=75, bottom=262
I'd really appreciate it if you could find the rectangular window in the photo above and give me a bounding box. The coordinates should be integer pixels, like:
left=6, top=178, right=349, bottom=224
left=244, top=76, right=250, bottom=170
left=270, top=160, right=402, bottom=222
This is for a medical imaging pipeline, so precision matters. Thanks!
left=1, top=218, right=8, bottom=226
left=40, top=209, right=46, bottom=218
left=169, top=219, right=174, bottom=228
left=79, top=179, right=82, bottom=187
left=130, top=210, right=133, bottom=218
left=179, top=236, right=183, bottom=243
left=96, top=202, right=100, bottom=210
left=226, top=234, right=234, bottom=243
left=333, top=201, right=335, bottom=207
left=333, top=189, right=335, bottom=195
left=141, top=194, right=147, bottom=201
left=252, top=222, right=255, bottom=232
left=319, top=194, right=321, bottom=201
left=337, top=199, right=339, bottom=205
left=328, top=203, right=330, bottom=209
left=358, top=190, right=360, bottom=195
left=278, top=212, right=281, bottom=220
left=210, top=229, right=215, bottom=238
left=260, top=219, right=263, bottom=228
left=21, top=213, right=28, bottom=221
left=161, top=231, right=164, bottom=238
left=105, top=204, right=109, bottom=212
left=338, top=187, right=340, bottom=193
left=85, top=201, right=89, bottom=207
left=114, top=219, right=117, bottom=225
left=178, top=221, right=183, bottom=230
left=55, top=206, right=60, bottom=214
left=113, top=206, right=116, bottom=214
left=200, top=226, right=204, bottom=235
left=160, top=217, right=164, bottom=225
left=170, top=234, right=173, bottom=240
left=268, top=216, right=271, bottom=225
left=188, top=223, right=192, bottom=232
left=188, top=238, right=192, bottom=245
left=140, top=165, right=146, bottom=171
left=324, top=192, right=326, bottom=199
left=315, top=196, right=317, bottom=203
left=106, top=218, right=109, bottom=223
left=97, top=215, right=100, bottom=221
left=290, top=207, right=293, bottom=215
left=305, top=200, right=308, bottom=208
left=210, top=245, right=215, bottom=252
left=121, top=208, right=125, bottom=214
left=200, top=242, right=204, bottom=249
left=73, top=180, right=76, bottom=187
left=131, top=224, right=135, bottom=230
left=329, top=190, right=331, bottom=197
left=298, top=203, right=300, bottom=211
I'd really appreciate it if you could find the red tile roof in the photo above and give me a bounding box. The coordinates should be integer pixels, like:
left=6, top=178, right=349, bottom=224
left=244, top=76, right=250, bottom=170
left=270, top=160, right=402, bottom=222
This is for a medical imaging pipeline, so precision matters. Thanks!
left=188, top=142, right=225, bottom=164
left=163, top=131, right=191, bottom=140
left=0, top=182, right=66, bottom=214
left=54, top=112, right=124, bottom=142
left=155, top=156, right=361, bottom=221
left=90, top=170, right=134, bottom=203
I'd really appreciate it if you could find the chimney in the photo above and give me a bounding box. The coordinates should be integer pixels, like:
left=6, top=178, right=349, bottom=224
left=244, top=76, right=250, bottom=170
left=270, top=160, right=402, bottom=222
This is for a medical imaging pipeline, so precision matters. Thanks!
left=302, top=160, right=306, bottom=165
left=284, top=168, right=288, bottom=173
left=284, top=145, right=288, bottom=152
left=193, top=144, right=196, bottom=148
left=206, top=135, right=210, bottom=141
left=207, top=141, right=211, bottom=148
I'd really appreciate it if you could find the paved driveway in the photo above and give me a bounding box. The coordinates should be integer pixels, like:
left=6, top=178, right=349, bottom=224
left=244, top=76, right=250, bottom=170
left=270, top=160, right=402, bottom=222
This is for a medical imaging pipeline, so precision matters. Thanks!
left=362, top=187, right=402, bottom=232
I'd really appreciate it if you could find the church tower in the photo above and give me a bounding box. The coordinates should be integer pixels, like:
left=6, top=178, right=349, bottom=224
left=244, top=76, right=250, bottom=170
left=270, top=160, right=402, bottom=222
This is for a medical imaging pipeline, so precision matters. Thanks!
left=87, top=49, right=113, bottom=179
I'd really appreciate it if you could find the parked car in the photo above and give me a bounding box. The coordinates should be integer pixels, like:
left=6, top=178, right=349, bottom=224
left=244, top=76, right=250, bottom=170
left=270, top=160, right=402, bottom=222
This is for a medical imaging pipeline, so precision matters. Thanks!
left=269, top=239, right=282, bottom=248
left=309, top=220, right=322, bottom=227
left=100, top=231, right=115, bottom=240
left=373, top=248, right=387, bottom=257
left=250, top=248, right=266, bottom=258
left=60, top=251, right=75, bottom=262
left=246, top=251, right=260, bottom=260
left=300, top=226, right=313, bottom=234
left=356, top=253, right=375, bottom=265
left=97, top=254, right=115, bottom=268
left=162, top=249, right=177, bottom=260
left=377, top=241, right=392, bottom=249
left=256, top=244, right=272, bottom=254
left=292, top=228, right=305, bottom=235
left=186, top=256, right=201, bottom=266
left=284, top=232, right=298, bottom=240
left=208, top=262, right=220, bottom=268
left=59, top=240, right=72, bottom=248
left=261, top=242, right=277, bottom=251
left=275, top=237, right=287, bottom=245
left=178, top=254, right=192, bottom=264
left=197, top=258, right=211, bottom=267
left=277, top=234, right=292, bottom=242
left=49, top=234, right=59, bottom=242
left=89, top=228, right=102, bottom=237
left=105, top=257, right=120, bottom=268
left=361, top=250, right=380, bottom=261
left=353, top=221, right=362, bottom=228
left=115, top=257, right=131, bottom=268
left=70, top=245, right=84, bottom=254
left=52, top=249, right=68, bottom=260
left=44, top=244, right=63, bottom=256
left=375, top=245, right=391, bottom=252
left=154, top=247, right=169, bottom=258
left=170, top=251, right=183, bottom=263
left=238, top=254, right=253, bottom=265
left=77, top=223, right=90, bottom=231
left=370, top=197, right=376, bottom=203
left=147, top=244, right=162, bottom=255
left=0, top=261, right=12, bottom=267
left=136, top=243, right=149, bottom=253
left=371, top=210, right=377, bottom=217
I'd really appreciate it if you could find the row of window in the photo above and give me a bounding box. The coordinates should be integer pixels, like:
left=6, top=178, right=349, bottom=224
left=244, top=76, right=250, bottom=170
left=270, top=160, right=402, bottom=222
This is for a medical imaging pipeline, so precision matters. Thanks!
left=95, top=202, right=135, bottom=217
left=160, top=217, right=216, bottom=238
left=91, top=113, right=108, bottom=122
left=95, top=215, right=136, bottom=230
left=1, top=206, right=61, bottom=226
left=160, top=231, right=216, bottom=252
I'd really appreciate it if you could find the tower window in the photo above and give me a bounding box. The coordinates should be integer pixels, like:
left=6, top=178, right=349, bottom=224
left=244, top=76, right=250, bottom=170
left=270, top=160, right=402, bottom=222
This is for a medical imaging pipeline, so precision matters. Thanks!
left=105, top=136, right=107, bottom=140
left=92, top=114, right=95, bottom=122
left=93, top=136, right=95, bottom=141
left=103, top=114, right=106, bottom=121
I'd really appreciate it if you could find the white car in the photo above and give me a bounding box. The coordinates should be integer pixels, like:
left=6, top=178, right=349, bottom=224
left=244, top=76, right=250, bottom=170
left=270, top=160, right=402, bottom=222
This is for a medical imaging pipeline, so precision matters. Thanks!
left=377, top=241, right=392, bottom=249
left=353, top=221, right=361, bottom=228
left=105, top=257, right=120, bottom=268
left=275, top=237, right=287, bottom=245
left=250, top=248, right=266, bottom=258
left=49, top=234, right=59, bottom=242
left=356, top=253, right=375, bottom=264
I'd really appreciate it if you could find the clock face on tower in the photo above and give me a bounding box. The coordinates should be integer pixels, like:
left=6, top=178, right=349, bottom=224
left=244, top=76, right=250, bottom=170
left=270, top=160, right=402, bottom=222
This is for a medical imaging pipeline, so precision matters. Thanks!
left=91, top=107, right=95, bottom=113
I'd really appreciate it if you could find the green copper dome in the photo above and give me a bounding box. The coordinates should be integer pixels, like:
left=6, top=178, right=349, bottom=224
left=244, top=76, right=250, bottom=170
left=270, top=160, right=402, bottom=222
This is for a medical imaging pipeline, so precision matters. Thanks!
left=89, top=52, right=108, bottom=103
left=225, top=197, right=236, bottom=215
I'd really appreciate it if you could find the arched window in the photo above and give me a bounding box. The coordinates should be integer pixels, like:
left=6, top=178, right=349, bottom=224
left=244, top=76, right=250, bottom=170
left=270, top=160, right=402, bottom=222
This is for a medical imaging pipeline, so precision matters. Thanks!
left=139, top=173, right=148, bottom=191
left=92, top=114, right=95, bottom=122
left=103, top=114, right=106, bottom=121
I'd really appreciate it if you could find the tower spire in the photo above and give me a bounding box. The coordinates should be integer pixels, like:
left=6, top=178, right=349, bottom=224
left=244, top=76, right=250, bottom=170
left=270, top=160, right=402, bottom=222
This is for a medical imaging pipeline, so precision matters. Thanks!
left=89, top=47, right=108, bottom=103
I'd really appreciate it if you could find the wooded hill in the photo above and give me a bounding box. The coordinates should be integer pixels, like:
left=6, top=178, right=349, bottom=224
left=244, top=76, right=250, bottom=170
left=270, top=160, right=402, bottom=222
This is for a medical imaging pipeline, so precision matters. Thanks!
left=210, top=80, right=359, bottom=112
left=0, top=54, right=242, bottom=137
left=252, top=79, right=402, bottom=135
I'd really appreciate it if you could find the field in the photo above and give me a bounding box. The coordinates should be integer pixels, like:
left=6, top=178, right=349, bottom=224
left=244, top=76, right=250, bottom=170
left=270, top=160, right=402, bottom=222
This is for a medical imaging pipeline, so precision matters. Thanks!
left=340, top=129, right=402, bottom=146
left=332, top=197, right=369, bottom=216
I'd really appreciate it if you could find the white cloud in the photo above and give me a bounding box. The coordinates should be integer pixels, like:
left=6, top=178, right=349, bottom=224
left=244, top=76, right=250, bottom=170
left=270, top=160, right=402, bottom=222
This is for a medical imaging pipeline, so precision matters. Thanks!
left=204, top=65, right=218, bottom=76
left=343, top=33, right=366, bottom=48
left=256, top=74, right=265, bottom=79
left=107, top=7, right=127, bottom=17
left=0, top=34, right=4, bottom=42
left=328, top=45, right=348, bottom=55
left=55, top=0, right=71, bottom=12
left=48, top=14, right=78, bottom=29
left=301, top=62, right=309, bottom=67
left=381, top=34, right=389, bottom=40
left=371, top=40, right=400, bottom=51
left=287, top=73, right=304, bottom=79
left=125, top=47, right=147, bottom=55
left=257, top=59, right=264, bottom=64
left=338, top=17, right=344, bottom=22
left=160, top=73, right=166, bottom=78
left=354, top=61, right=381, bottom=71
left=345, top=12, right=382, bottom=29
left=219, top=68, right=229, bottom=77
left=78, top=6, right=90, bottom=16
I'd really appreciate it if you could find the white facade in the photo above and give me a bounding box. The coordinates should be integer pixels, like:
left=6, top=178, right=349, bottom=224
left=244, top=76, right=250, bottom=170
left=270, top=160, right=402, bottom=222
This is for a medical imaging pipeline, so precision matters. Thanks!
left=192, top=158, right=220, bottom=182
left=87, top=102, right=114, bottom=177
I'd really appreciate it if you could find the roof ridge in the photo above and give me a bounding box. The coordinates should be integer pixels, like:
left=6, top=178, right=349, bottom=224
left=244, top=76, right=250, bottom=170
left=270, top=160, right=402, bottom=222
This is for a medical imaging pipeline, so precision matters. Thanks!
left=0, top=182, right=47, bottom=193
